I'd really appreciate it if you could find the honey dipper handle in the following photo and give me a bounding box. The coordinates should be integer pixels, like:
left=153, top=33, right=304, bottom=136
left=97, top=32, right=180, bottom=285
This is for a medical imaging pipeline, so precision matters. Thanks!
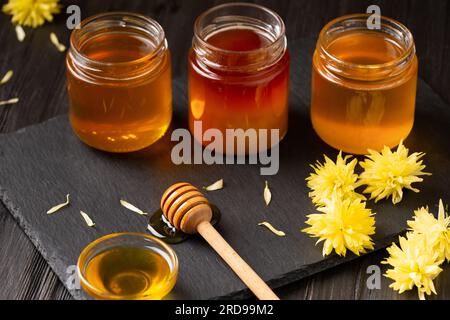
left=196, top=221, right=280, bottom=300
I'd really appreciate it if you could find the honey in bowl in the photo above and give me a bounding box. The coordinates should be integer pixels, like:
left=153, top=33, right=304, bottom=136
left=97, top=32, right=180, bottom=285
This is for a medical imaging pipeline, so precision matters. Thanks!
left=77, top=233, right=178, bottom=300
left=83, top=247, right=174, bottom=299
left=311, top=14, right=418, bottom=154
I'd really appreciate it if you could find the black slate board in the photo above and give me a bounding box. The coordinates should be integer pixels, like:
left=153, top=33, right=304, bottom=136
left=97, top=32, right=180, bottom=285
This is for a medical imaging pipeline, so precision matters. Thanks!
left=0, top=38, right=449, bottom=300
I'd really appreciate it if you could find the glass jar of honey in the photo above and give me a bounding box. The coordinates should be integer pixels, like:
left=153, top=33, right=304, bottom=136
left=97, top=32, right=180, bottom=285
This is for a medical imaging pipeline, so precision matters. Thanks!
left=189, top=3, right=290, bottom=152
left=66, top=13, right=172, bottom=153
left=311, top=14, right=418, bottom=154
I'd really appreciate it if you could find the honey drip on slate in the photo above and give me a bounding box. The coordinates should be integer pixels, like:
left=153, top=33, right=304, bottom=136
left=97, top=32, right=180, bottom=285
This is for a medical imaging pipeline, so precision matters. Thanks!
left=147, top=204, right=221, bottom=244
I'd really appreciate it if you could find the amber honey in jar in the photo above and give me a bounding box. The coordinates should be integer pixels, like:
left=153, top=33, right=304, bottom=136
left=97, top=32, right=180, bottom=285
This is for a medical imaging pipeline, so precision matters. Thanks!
left=311, top=14, right=418, bottom=154
left=66, top=13, right=172, bottom=153
left=189, top=3, right=290, bottom=152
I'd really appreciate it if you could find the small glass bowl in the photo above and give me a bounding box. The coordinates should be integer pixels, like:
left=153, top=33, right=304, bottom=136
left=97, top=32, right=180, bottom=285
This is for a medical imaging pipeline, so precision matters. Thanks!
left=77, top=232, right=178, bottom=300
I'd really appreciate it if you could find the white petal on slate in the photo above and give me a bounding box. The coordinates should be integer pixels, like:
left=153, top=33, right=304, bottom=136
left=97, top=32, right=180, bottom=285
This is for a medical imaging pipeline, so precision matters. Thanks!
left=80, top=210, right=95, bottom=227
left=47, top=194, right=70, bottom=214
left=204, top=179, right=224, bottom=191
left=120, top=199, right=148, bottom=216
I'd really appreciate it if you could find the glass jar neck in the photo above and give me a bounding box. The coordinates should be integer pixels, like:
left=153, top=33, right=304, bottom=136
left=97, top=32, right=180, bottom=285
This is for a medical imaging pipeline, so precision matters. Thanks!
left=192, top=3, right=287, bottom=73
left=68, top=12, right=168, bottom=82
left=315, top=14, right=416, bottom=82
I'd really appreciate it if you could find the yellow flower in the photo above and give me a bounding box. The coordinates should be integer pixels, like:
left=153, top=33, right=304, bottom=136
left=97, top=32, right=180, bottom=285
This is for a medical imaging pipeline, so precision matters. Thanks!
left=302, top=192, right=375, bottom=257
left=408, top=200, right=450, bottom=262
left=3, top=0, right=61, bottom=28
left=383, top=232, right=442, bottom=300
left=306, top=152, right=364, bottom=207
left=359, top=141, right=431, bottom=204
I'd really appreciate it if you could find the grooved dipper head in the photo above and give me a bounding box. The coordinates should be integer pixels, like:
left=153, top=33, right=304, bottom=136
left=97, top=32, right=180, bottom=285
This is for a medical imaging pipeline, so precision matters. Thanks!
left=160, top=182, right=212, bottom=234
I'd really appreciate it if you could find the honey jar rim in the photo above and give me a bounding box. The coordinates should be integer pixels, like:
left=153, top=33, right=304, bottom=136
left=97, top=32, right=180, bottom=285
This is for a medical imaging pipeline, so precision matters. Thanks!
left=193, top=2, right=286, bottom=55
left=76, top=232, right=179, bottom=299
left=317, top=13, right=416, bottom=71
left=69, top=12, right=168, bottom=69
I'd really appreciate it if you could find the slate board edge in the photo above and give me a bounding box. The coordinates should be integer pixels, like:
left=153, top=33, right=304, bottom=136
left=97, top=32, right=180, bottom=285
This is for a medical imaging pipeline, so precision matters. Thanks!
left=215, top=235, right=401, bottom=300
left=0, top=144, right=403, bottom=300
left=0, top=186, right=90, bottom=300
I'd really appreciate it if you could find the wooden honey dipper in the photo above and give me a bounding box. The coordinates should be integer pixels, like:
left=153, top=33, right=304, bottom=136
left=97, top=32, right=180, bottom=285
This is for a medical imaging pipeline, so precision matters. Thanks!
left=161, top=182, right=280, bottom=300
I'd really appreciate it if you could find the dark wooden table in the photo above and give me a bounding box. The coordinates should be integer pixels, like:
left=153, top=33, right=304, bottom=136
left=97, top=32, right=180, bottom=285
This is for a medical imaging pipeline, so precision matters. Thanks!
left=1, top=0, right=449, bottom=300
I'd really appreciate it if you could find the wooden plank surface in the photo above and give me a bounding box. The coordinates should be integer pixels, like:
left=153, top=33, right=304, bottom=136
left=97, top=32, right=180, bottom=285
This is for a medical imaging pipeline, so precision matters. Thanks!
left=0, top=0, right=449, bottom=300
